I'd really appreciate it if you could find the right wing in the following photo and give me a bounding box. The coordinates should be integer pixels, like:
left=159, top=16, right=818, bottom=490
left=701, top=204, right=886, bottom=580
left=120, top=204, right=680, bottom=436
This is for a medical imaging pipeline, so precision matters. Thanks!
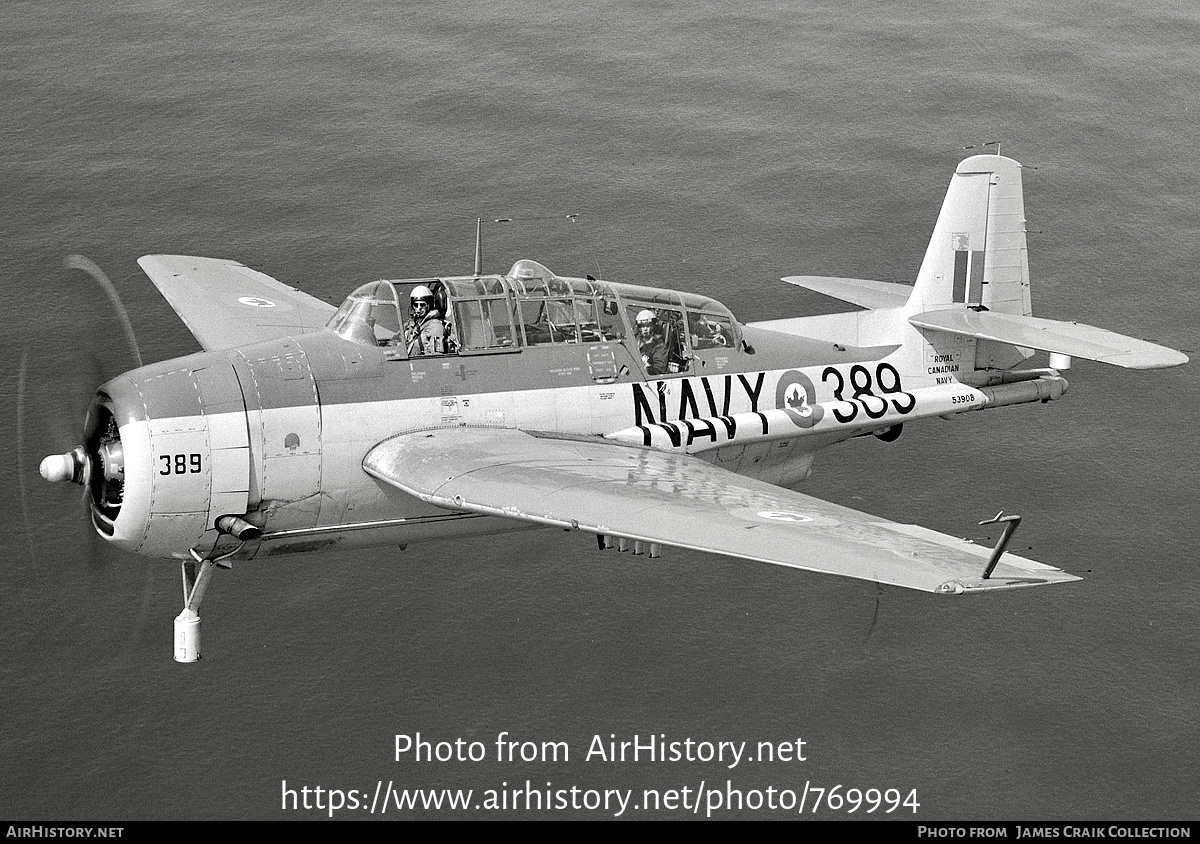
left=363, top=427, right=1080, bottom=594
left=139, top=255, right=336, bottom=351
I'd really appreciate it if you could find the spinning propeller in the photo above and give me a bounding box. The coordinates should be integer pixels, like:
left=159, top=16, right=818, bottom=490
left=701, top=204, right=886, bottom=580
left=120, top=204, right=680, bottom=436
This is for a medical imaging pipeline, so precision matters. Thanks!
left=22, top=256, right=144, bottom=566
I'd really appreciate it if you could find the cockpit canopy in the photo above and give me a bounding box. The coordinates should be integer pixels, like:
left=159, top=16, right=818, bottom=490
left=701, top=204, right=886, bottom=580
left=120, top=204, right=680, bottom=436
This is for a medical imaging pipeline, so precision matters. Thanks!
left=325, top=280, right=406, bottom=347
left=325, top=259, right=741, bottom=363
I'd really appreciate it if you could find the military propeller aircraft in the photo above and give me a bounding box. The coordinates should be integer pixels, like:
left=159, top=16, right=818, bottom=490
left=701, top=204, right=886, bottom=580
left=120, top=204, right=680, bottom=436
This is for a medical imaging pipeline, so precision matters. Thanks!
left=40, top=155, right=1187, bottom=662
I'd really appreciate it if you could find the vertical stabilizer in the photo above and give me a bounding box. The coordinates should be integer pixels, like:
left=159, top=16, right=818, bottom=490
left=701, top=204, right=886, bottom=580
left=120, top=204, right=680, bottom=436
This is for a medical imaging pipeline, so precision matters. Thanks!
left=908, top=155, right=1031, bottom=316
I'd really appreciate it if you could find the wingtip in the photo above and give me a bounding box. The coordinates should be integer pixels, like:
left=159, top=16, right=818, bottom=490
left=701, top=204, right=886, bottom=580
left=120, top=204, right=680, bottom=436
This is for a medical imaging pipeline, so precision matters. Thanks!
left=1108, top=346, right=1189, bottom=370
left=1151, top=348, right=1189, bottom=369
left=948, top=571, right=1083, bottom=593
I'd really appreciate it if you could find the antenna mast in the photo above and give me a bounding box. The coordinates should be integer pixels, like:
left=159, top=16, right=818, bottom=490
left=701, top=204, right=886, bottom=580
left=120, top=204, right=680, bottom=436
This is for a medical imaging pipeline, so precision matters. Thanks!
left=473, top=217, right=483, bottom=276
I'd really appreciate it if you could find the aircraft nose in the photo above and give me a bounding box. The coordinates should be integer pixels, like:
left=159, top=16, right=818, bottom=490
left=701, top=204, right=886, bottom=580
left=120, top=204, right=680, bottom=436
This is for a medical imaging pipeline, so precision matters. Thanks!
left=40, top=447, right=87, bottom=484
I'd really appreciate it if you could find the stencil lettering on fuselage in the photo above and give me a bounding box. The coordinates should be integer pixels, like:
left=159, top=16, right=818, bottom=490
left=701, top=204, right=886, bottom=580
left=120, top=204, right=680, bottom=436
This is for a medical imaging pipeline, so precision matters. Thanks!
left=632, top=373, right=765, bottom=426
left=924, top=335, right=967, bottom=385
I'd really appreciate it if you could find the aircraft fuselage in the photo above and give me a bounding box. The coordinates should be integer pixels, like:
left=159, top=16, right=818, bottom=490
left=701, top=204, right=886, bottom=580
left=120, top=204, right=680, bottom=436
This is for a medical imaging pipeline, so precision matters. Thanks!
left=84, top=284, right=1046, bottom=564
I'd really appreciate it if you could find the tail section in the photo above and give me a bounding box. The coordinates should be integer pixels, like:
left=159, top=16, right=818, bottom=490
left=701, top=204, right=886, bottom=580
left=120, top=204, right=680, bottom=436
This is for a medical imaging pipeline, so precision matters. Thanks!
left=905, top=155, right=1034, bottom=371
left=906, top=154, right=1185, bottom=372
left=765, top=153, right=1186, bottom=374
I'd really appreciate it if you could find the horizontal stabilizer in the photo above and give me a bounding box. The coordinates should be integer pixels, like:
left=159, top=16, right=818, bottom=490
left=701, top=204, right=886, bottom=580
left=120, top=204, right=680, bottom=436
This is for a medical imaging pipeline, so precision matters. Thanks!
left=910, top=309, right=1188, bottom=369
left=363, top=427, right=1080, bottom=594
left=782, top=275, right=911, bottom=310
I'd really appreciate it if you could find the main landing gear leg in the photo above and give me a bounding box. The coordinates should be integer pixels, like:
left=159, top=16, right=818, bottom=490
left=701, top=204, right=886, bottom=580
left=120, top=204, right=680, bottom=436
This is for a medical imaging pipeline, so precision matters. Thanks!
left=174, top=544, right=241, bottom=663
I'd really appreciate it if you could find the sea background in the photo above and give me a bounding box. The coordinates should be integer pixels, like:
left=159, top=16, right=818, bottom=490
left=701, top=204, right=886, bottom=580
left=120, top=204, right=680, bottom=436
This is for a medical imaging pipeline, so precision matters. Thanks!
left=1, top=0, right=1196, bottom=821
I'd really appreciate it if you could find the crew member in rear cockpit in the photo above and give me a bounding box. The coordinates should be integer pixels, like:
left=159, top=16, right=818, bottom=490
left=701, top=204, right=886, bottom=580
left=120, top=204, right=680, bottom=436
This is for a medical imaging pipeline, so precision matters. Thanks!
left=404, top=285, right=445, bottom=355
left=635, top=309, right=668, bottom=375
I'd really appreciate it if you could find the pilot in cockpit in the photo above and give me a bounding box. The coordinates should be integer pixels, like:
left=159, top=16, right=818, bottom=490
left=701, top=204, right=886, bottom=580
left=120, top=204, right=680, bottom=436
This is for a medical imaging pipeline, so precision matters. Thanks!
left=635, top=309, right=669, bottom=375
left=403, top=285, right=446, bottom=355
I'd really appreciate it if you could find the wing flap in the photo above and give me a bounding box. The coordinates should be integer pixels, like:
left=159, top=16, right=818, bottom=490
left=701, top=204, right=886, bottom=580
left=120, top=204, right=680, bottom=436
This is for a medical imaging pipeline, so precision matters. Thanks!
left=910, top=308, right=1188, bottom=369
left=363, top=428, right=1079, bottom=594
left=138, top=255, right=336, bottom=351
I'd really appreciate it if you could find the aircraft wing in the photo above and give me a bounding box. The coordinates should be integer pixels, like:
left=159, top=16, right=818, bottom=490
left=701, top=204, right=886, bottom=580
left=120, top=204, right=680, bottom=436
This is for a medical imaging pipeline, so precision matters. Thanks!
left=910, top=308, right=1188, bottom=369
left=138, top=255, right=336, bottom=351
left=363, top=427, right=1080, bottom=594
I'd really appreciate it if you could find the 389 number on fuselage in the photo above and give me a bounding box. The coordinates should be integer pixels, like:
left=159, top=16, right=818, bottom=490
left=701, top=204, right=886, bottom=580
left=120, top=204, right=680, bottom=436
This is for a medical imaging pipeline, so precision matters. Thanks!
left=821, top=363, right=916, bottom=423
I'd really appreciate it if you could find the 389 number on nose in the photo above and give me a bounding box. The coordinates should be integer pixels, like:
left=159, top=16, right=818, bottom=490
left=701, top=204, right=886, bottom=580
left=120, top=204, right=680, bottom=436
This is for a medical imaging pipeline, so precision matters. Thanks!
left=159, top=453, right=202, bottom=475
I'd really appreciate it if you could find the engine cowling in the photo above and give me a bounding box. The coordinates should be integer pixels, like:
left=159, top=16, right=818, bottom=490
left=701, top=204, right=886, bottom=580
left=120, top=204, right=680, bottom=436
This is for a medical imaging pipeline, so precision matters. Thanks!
left=81, top=354, right=253, bottom=559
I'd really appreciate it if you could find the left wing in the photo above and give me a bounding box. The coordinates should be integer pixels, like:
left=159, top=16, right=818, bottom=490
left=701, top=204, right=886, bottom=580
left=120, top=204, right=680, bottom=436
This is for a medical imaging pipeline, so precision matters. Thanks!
left=363, top=427, right=1079, bottom=594
left=138, top=255, right=336, bottom=351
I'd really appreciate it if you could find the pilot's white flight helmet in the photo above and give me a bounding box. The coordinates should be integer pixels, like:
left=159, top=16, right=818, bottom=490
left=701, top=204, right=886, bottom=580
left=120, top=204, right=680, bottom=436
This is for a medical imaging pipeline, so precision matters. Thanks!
left=411, top=285, right=436, bottom=314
